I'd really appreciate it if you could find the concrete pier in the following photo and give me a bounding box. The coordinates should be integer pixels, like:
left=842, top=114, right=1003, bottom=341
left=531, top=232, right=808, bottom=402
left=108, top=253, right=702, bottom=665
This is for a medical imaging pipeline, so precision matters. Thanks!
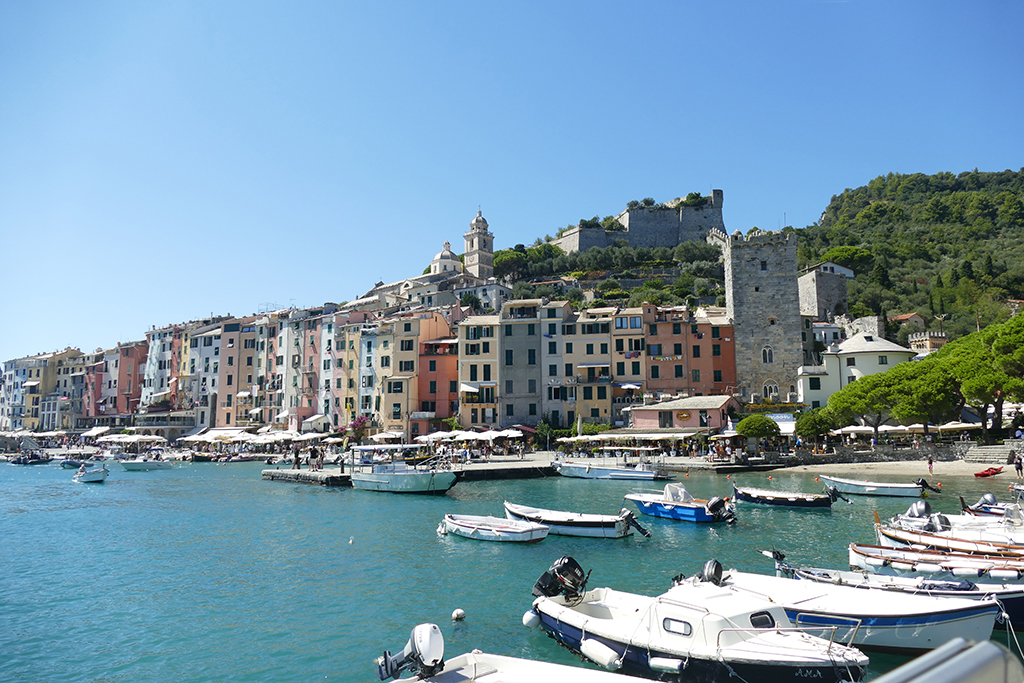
left=262, top=468, right=349, bottom=486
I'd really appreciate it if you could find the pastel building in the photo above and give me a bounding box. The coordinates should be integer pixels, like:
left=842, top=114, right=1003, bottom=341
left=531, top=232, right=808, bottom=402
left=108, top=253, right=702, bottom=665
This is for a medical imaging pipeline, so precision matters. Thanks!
left=458, top=315, right=499, bottom=428
left=645, top=305, right=736, bottom=400
left=630, top=395, right=742, bottom=431
left=797, top=333, right=917, bottom=409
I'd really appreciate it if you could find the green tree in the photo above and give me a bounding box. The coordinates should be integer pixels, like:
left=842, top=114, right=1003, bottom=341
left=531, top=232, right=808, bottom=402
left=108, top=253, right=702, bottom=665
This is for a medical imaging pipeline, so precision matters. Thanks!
left=735, top=414, right=781, bottom=438
left=826, top=372, right=897, bottom=440
left=822, top=246, right=874, bottom=274
left=794, top=409, right=835, bottom=448
left=493, top=250, right=528, bottom=281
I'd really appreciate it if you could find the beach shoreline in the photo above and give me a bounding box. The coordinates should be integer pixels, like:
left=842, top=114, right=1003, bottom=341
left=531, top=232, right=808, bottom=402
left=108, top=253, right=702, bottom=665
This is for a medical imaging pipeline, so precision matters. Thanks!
left=779, top=458, right=1012, bottom=480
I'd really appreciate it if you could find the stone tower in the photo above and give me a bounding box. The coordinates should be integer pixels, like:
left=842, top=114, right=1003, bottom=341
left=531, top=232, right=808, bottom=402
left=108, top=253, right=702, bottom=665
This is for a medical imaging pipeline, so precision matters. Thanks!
left=707, top=227, right=802, bottom=403
left=464, top=210, right=494, bottom=280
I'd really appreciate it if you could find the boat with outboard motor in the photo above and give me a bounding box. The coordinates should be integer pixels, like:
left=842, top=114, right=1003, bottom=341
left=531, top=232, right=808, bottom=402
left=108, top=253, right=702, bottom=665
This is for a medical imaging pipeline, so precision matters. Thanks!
left=376, top=623, right=639, bottom=682
left=524, top=556, right=869, bottom=683
left=733, top=484, right=850, bottom=508
left=700, top=559, right=998, bottom=653
left=890, top=499, right=1019, bottom=533
left=503, top=501, right=650, bottom=538
left=819, top=475, right=940, bottom=498
left=624, top=483, right=736, bottom=523
left=120, top=457, right=174, bottom=471
left=961, top=489, right=1024, bottom=517
left=849, top=543, right=1024, bottom=583
left=762, top=549, right=1024, bottom=630
left=73, top=465, right=109, bottom=483
left=350, top=450, right=458, bottom=495
left=877, top=512, right=1024, bottom=554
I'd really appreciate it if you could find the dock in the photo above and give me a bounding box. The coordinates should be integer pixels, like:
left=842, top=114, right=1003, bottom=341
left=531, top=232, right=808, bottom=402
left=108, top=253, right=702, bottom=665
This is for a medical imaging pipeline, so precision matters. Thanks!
left=262, top=457, right=557, bottom=488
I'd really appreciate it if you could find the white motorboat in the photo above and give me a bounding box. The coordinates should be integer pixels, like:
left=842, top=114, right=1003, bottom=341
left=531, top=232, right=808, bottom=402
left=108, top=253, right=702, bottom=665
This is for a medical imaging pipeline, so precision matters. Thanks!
left=890, top=499, right=1023, bottom=534
left=73, top=465, right=109, bottom=483
left=503, top=501, right=650, bottom=538
left=553, top=460, right=666, bottom=480
left=438, top=514, right=549, bottom=543
left=525, top=556, right=869, bottom=683
left=876, top=517, right=1024, bottom=555
left=120, top=458, right=174, bottom=471
left=819, top=475, right=939, bottom=498
left=716, top=562, right=998, bottom=652
left=762, top=550, right=1024, bottom=631
left=377, top=623, right=638, bottom=682
left=351, top=461, right=457, bottom=495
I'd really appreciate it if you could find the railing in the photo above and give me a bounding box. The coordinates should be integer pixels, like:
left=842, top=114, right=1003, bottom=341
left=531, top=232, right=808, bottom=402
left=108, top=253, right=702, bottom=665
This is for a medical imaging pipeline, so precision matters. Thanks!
left=578, top=375, right=612, bottom=384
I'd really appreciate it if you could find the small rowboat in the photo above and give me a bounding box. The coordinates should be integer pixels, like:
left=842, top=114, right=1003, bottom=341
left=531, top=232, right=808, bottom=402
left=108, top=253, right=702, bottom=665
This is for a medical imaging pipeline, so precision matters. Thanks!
left=438, top=514, right=549, bottom=543
left=850, top=542, right=1024, bottom=583
left=733, top=485, right=848, bottom=508
left=504, top=501, right=650, bottom=538
left=73, top=465, right=109, bottom=483
left=975, top=466, right=1004, bottom=478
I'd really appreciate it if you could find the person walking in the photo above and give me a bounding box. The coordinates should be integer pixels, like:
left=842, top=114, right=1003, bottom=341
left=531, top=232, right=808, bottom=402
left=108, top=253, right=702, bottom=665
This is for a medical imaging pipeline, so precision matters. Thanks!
left=927, top=455, right=934, bottom=479
left=1015, top=451, right=1022, bottom=480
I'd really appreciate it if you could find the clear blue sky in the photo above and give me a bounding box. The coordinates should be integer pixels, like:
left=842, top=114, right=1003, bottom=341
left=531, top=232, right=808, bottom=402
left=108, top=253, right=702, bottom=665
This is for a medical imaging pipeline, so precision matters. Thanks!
left=1, top=1, right=1021, bottom=363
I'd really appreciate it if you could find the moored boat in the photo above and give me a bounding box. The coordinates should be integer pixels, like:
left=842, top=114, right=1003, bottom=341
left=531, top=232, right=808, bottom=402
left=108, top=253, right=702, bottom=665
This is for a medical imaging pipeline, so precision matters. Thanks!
left=553, top=460, right=668, bottom=480
left=503, top=501, right=650, bottom=538
left=763, top=550, right=1024, bottom=630
left=625, top=483, right=736, bottom=523
left=351, top=461, right=458, bottom=495
left=849, top=543, right=1024, bottom=583
left=877, top=514, right=1024, bottom=554
left=120, top=458, right=174, bottom=471
left=377, top=623, right=639, bottom=682
left=733, top=484, right=848, bottom=508
left=715, top=562, right=999, bottom=652
left=438, top=514, right=549, bottom=543
left=819, top=475, right=938, bottom=498
left=525, top=556, right=869, bottom=682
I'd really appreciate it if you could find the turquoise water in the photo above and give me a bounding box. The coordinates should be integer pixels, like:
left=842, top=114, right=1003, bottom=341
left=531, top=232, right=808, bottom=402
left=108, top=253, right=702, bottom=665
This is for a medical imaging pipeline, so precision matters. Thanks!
left=1, top=461, right=1017, bottom=682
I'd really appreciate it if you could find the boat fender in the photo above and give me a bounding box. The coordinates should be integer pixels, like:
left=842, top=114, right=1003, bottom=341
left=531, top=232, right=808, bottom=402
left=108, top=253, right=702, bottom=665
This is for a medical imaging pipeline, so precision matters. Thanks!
left=452, top=608, right=465, bottom=621
left=915, top=563, right=944, bottom=574
left=522, top=610, right=540, bottom=629
left=951, top=567, right=983, bottom=578
left=865, top=557, right=886, bottom=567
left=649, top=657, right=684, bottom=673
left=580, top=638, right=622, bottom=670
left=891, top=561, right=914, bottom=572
left=990, top=569, right=1021, bottom=581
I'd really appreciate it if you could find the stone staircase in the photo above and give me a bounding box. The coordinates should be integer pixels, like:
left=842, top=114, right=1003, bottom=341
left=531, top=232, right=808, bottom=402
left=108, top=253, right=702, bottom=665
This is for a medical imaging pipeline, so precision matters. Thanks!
left=962, top=444, right=1016, bottom=465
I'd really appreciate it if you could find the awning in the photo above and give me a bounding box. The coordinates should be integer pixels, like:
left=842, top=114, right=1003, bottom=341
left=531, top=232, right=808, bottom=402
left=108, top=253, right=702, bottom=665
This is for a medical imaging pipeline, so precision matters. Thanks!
left=151, top=390, right=171, bottom=399
left=578, top=363, right=611, bottom=368
left=168, top=378, right=177, bottom=384
left=275, top=411, right=290, bottom=420
left=248, top=408, right=262, bottom=415
left=302, top=413, right=327, bottom=424
left=80, top=426, right=111, bottom=438
left=236, top=391, right=250, bottom=398
left=460, top=383, right=479, bottom=393
left=616, top=383, right=642, bottom=389
left=23, top=381, right=40, bottom=387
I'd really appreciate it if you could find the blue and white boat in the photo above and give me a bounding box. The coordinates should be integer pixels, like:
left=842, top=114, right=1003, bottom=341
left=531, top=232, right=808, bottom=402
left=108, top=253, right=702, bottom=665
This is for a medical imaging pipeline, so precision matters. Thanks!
left=624, top=483, right=736, bottom=523
left=525, top=556, right=869, bottom=683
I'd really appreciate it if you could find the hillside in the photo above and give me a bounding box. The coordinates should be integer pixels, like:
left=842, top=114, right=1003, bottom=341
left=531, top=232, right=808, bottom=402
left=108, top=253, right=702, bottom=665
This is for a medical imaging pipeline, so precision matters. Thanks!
left=795, top=168, right=1024, bottom=341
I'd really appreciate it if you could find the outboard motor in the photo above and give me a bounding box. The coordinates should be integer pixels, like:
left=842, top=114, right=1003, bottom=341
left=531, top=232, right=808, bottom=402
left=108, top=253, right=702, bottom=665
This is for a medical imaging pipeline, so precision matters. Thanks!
left=532, top=556, right=589, bottom=600
left=925, top=513, right=952, bottom=533
left=968, top=493, right=999, bottom=511
left=905, top=499, right=932, bottom=519
left=915, top=477, right=941, bottom=493
left=825, top=485, right=852, bottom=505
left=620, top=509, right=652, bottom=538
left=376, top=623, right=445, bottom=680
left=705, top=497, right=737, bottom=524
left=699, top=559, right=724, bottom=586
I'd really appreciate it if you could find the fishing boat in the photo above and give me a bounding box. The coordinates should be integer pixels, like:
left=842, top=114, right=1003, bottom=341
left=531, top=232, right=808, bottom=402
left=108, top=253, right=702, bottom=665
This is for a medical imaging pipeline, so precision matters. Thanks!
left=733, top=484, right=849, bottom=508
left=120, top=457, right=174, bottom=471
left=376, top=623, right=638, bottom=682
left=553, top=460, right=666, bottom=480
left=503, top=501, right=650, bottom=538
left=962, top=492, right=1024, bottom=517
left=60, top=458, right=91, bottom=469
left=889, top=499, right=1008, bottom=532
left=438, top=514, right=549, bottom=543
left=877, top=513, right=1024, bottom=554
left=625, top=483, right=736, bottom=523
left=762, top=550, right=1024, bottom=630
left=849, top=543, right=1024, bottom=583
left=9, top=452, right=52, bottom=465
left=714, top=561, right=998, bottom=652
left=351, top=461, right=457, bottom=495
left=976, top=466, right=1004, bottom=478
left=73, top=465, right=109, bottom=483
left=525, top=556, right=869, bottom=682
left=819, top=475, right=939, bottom=498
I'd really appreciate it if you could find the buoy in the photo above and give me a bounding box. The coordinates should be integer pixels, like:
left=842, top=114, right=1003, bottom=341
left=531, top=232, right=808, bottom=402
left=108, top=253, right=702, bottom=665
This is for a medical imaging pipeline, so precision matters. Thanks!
left=768, top=476, right=772, bottom=480
left=815, top=477, right=819, bottom=482
left=452, top=608, right=466, bottom=621
left=726, top=475, right=730, bottom=479
left=937, top=482, right=941, bottom=487
left=685, top=473, right=689, bottom=477
left=522, top=610, right=540, bottom=629
left=348, top=536, right=354, bottom=544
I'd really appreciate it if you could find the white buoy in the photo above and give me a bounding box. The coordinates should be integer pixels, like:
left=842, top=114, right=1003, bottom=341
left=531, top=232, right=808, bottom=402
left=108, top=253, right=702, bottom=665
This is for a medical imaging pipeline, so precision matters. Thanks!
left=348, top=536, right=354, bottom=545
left=522, top=610, right=540, bottom=629
left=452, top=608, right=466, bottom=621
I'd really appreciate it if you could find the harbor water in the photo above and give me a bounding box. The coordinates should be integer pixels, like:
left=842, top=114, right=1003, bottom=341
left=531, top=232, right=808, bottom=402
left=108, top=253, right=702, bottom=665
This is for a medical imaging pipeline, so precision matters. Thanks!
left=2, top=461, right=1019, bottom=682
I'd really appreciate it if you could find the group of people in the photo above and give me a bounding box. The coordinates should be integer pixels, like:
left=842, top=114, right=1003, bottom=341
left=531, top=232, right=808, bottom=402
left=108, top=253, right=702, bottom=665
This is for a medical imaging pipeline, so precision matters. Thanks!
left=291, top=446, right=325, bottom=471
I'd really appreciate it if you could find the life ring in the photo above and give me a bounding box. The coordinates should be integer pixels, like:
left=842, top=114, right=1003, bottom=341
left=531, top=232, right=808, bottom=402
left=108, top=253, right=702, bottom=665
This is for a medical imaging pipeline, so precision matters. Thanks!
left=676, top=411, right=691, bottom=420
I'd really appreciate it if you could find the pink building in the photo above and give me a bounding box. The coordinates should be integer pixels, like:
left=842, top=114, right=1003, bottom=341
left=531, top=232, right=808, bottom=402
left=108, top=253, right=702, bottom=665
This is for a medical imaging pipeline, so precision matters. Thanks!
left=630, top=395, right=740, bottom=431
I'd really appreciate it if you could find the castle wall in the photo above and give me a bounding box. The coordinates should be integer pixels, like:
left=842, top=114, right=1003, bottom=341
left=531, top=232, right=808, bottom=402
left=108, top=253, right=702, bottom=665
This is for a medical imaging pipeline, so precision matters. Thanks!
left=798, top=270, right=848, bottom=320
left=709, top=228, right=802, bottom=403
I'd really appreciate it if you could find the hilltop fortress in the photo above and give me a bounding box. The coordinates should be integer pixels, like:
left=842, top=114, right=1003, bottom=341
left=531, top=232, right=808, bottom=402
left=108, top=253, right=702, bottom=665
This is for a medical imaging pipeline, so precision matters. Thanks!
left=551, top=189, right=725, bottom=253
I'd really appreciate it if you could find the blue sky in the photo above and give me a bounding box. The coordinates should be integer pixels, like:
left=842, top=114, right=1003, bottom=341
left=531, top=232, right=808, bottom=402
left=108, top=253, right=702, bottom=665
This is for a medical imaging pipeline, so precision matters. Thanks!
left=1, top=1, right=1021, bottom=363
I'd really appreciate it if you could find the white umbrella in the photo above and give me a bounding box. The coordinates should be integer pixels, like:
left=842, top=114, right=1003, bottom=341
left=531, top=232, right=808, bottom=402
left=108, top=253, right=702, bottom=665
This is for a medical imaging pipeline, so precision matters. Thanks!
left=499, top=429, right=524, bottom=438
left=454, top=431, right=482, bottom=441
left=478, top=430, right=503, bottom=441
left=937, top=421, right=983, bottom=431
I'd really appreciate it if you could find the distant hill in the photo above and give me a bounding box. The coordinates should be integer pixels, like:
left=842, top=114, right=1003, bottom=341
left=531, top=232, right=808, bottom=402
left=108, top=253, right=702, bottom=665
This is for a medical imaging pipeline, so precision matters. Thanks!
left=795, top=168, right=1024, bottom=341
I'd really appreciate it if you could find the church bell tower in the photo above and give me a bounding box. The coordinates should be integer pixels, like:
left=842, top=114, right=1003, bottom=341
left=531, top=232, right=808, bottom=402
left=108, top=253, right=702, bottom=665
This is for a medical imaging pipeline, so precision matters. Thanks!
left=464, top=210, right=494, bottom=280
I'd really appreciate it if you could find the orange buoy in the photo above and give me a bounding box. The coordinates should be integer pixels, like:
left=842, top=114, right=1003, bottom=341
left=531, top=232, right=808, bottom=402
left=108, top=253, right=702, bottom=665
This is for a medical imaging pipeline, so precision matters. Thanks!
left=768, top=476, right=773, bottom=480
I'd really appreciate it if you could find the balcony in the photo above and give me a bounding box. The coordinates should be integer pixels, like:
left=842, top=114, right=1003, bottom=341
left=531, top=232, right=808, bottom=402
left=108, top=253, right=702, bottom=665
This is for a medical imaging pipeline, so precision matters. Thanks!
left=577, top=374, right=612, bottom=385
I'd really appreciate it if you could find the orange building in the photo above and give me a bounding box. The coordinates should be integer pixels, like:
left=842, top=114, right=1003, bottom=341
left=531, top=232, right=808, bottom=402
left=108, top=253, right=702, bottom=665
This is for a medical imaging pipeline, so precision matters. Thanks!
left=644, top=305, right=736, bottom=398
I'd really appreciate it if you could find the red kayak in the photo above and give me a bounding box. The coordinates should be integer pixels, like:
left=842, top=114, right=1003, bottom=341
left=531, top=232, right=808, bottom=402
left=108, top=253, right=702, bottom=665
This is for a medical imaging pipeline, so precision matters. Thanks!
left=975, top=466, right=1004, bottom=478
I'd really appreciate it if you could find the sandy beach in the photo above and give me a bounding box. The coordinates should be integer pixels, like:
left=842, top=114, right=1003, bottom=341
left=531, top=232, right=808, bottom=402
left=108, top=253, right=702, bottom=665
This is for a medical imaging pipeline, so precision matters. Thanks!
left=783, top=458, right=1011, bottom=479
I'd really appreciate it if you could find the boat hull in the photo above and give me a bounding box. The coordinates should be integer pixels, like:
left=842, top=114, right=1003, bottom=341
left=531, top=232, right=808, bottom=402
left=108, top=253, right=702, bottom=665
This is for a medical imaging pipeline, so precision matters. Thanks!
left=555, top=461, right=658, bottom=480
left=535, top=607, right=864, bottom=683
left=625, top=494, right=726, bottom=523
left=442, top=514, right=548, bottom=543
left=120, top=460, right=174, bottom=471
left=74, top=469, right=109, bottom=483
left=503, top=501, right=632, bottom=538
left=734, top=486, right=832, bottom=508
left=820, top=475, right=921, bottom=497
left=351, top=470, right=457, bottom=495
